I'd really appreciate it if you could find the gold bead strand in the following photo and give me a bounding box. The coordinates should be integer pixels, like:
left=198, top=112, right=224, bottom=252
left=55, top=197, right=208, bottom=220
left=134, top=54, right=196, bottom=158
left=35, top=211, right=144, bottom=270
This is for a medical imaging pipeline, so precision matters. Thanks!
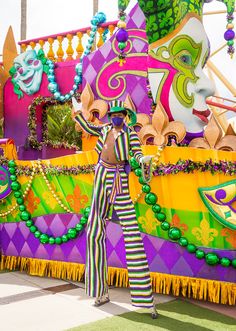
left=37, top=160, right=72, bottom=213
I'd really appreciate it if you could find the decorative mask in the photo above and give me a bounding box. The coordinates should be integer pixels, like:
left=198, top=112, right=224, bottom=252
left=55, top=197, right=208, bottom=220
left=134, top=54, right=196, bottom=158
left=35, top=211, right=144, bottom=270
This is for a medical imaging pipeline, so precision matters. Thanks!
left=10, top=50, right=45, bottom=98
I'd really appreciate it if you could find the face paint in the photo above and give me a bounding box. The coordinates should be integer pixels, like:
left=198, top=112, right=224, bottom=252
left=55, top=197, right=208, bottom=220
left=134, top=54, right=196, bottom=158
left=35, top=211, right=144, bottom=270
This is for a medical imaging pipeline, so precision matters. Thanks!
left=112, top=117, right=124, bottom=127
left=12, top=50, right=43, bottom=96
left=148, top=15, right=215, bottom=136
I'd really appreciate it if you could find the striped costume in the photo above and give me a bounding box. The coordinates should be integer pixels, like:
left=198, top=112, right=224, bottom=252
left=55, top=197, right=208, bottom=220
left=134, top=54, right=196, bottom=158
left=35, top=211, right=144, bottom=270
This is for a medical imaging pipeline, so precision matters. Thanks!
left=75, top=113, right=154, bottom=308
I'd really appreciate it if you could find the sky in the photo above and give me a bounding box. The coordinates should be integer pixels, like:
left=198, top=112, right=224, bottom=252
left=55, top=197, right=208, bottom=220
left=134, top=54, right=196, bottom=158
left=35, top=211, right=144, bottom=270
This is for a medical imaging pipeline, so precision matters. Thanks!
left=0, top=0, right=235, bottom=116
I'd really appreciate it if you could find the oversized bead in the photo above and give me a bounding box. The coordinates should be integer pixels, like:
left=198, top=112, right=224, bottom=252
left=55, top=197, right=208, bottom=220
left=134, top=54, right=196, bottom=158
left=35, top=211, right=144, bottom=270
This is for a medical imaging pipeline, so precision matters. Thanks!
left=30, top=225, right=37, bottom=233
left=178, top=237, right=188, bottom=247
left=129, top=157, right=139, bottom=169
left=224, top=29, right=235, bottom=41
left=117, top=20, right=127, bottom=29
left=17, top=197, right=24, bottom=205
left=232, top=259, right=236, bottom=268
left=161, top=221, right=170, bottom=231
left=168, top=227, right=181, bottom=240
left=68, top=228, right=77, bottom=239
left=8, top=160, right=16, bottom=168
left=195, top=250, right=205, bottom=259
left=62, top=234, right=69, bottom=243
left=145, top=193, right=157, bottom=205
left=40, top=233, right=49, bottom=244
left=226, top=23, right=234, bottom=29
left=116, top=28, right=129, bottom=42
left=152, top=204, right=161, bottom=213
left=220, top=257, right=231, bottom=267
left=76, top=223, right=83, bottom=232
left=49, top=237, right=55, bottom=244
left=187, top=243, right=197, bottom=253
left=55, top=237, right=62, bottom=245
left=134, top=168, right=142, bottom=177
left=26, top=220, right=33, bottom=227
left=10, top=175, right=17, bottom=182
left=155, top=212, right=166, bottom=222
left=9, top=167, right=16, bottom=174
left=20, top=211, right=31, bottom=221
left=205, top=253, right=220, bottom=265
left=19, top=205, right=26, bottom=212
left=118, top=42, right=127, bottom=50
left=11, top=181, right=21, bottom=191
left=80, top=216, right=87, bottom=225
left=34, top=231, right=41, bottom=238
left=142, top=184, right=151, bottom=193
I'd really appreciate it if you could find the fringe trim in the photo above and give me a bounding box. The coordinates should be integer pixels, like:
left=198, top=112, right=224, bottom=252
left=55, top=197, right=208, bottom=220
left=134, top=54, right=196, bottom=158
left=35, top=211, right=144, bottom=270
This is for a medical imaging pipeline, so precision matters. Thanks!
left=1, top=255, right=235, bottom=305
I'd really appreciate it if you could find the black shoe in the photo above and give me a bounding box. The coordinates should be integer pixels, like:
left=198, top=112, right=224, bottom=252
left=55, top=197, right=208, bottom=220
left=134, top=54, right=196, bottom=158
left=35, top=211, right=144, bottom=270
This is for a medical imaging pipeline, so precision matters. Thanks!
left=151, top=306, right=158, bottom=319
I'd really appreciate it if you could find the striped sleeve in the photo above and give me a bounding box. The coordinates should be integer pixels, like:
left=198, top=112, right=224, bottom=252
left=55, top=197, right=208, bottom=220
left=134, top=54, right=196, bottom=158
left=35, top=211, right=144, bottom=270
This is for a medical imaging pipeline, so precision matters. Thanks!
left=129, top=130, right=143, bottom=164
left=74, top=112, right=103, bottom=137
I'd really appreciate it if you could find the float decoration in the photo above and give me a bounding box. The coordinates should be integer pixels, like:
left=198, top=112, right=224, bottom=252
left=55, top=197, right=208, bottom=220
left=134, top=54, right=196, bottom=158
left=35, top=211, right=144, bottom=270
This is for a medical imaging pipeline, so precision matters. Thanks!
left=47, top=12, right=107, bottom=102
left=9, top=49, right=48, bottom=99
left=27, top=94, right=81, bottom=150
left=129, top=152, right=236, bottom=268
left=7, top=159, right=90, bottom=245
left=189, top=115, right=236, bottom=151
left=199, top=179, right=236, bottom=230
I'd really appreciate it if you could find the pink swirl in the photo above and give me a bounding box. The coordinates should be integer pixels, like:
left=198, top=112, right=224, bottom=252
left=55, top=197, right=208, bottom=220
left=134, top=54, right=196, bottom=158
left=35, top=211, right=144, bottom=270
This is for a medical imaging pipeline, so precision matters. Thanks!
left=96, top=53, right=148, bottom=100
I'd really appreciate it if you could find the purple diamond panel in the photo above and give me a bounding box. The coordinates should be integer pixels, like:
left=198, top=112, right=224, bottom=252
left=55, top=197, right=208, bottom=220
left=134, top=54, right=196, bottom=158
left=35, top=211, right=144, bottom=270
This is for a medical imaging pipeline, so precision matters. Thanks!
left=1, top=215, right=236, bottom=283
left=82, top=4, right=151, bottom=115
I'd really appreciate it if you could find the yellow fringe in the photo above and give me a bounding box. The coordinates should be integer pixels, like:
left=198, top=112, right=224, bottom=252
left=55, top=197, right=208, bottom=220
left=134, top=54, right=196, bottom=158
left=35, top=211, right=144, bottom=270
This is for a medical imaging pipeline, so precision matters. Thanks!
left=1, top=255, right=235, bottom=305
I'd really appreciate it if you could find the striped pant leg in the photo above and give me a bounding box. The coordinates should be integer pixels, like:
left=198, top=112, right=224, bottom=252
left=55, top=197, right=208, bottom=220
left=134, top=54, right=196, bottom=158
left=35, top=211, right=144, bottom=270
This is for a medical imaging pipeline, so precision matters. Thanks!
left=85, top=163, right=111, bottom=298
left=114, top=172, right=154, bottom=308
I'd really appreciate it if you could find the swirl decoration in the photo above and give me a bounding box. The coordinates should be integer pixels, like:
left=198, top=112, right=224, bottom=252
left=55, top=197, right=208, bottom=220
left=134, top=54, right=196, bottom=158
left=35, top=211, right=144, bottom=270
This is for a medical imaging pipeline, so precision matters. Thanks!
left=96, top=29, right=148, bottom=100
left=0, top=166, right=12, bottom=200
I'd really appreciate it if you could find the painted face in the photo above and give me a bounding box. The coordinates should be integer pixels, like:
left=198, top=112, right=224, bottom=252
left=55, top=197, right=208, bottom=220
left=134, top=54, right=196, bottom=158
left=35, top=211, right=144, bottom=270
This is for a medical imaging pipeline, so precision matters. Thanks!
left=12, top=50, right=43, bottom=95
left=148, top=15, right=215, bottom=136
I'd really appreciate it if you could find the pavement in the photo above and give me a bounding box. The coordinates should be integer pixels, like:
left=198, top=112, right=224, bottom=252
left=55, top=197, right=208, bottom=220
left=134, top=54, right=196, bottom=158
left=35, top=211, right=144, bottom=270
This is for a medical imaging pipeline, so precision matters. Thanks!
left=0, top=271, right=235, bottom=331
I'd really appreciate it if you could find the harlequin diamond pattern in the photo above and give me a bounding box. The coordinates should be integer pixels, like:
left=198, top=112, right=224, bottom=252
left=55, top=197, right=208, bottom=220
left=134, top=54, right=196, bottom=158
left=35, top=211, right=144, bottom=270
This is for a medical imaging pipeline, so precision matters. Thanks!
left=82, top=4, right=150, bottom=115
left=1, top=216, right=236, bottom=283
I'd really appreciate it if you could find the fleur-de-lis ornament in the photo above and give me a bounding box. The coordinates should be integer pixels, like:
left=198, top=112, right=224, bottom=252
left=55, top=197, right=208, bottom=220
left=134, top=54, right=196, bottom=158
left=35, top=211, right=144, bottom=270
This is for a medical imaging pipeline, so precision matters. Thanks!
left=138, top=102, right=186, bottom=146
left=189, top=115, right=236, bottom=151
left=192, top=219, right=218, bottom=246
left=72, top=82, right=108, bottom=137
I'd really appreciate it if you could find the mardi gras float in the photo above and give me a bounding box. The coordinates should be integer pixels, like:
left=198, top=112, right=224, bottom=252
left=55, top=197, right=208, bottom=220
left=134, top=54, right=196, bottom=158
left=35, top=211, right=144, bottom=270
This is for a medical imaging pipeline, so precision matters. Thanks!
left=0, top=0, right=236, bottom=305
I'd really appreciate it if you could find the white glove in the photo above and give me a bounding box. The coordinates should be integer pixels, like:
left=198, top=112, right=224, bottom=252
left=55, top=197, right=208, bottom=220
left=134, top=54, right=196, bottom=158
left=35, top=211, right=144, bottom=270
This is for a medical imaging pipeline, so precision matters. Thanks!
left=72, top=97, right=82, bottom=111
left=140, top=155, right=153, bottom=164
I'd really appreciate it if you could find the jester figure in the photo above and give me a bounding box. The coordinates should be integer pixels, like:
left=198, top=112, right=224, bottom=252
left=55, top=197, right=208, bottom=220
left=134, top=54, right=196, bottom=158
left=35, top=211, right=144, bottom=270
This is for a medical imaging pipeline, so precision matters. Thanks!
left=72, top=98, right=158, bottom=318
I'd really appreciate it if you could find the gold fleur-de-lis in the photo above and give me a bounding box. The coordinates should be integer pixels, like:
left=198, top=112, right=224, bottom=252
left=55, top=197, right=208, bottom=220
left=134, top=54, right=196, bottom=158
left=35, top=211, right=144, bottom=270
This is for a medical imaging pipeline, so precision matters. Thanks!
left=138, top=102, right=186, bottom=146
left=138, top=208, right=160, bottom=234
left=189, top=116, right=236, bottom=151
left=192, top=219, right=218, bottom=246
left=72, top=82, right=108, bottom=138
left=221, top=228, right=236, bottom=248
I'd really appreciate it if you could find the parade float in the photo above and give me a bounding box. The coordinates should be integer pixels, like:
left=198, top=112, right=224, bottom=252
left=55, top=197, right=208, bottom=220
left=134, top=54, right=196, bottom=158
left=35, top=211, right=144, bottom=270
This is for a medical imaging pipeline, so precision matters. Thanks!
left=0, top=0, right=236, bottom=305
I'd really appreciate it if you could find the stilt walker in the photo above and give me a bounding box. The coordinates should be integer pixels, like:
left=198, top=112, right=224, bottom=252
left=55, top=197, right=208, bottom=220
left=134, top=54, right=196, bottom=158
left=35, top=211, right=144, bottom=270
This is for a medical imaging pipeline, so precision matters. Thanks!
left=73, top=98, right=158, bottom=318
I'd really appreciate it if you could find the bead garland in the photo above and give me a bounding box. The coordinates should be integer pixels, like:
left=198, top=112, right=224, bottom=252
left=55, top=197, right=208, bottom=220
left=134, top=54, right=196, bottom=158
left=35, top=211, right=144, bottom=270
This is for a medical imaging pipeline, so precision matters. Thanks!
left=225, top=11, right=235, bottom=58
left=129, top=152, right=236, bottom=269
left=7, top=160, right=90, bottom=245
left=47, top=12, right=107, bottom=101
left=0, top=162, right=37, bottom=218
left=116, top=9, right=128, bottom=66
left=37, top=160, right=72, bottom=213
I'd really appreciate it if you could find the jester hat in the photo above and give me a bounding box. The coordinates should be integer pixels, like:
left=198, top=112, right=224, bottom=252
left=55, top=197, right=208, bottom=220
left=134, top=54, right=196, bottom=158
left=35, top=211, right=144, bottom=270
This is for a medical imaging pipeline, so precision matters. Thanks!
left=118, top=0, right=235, bottom=55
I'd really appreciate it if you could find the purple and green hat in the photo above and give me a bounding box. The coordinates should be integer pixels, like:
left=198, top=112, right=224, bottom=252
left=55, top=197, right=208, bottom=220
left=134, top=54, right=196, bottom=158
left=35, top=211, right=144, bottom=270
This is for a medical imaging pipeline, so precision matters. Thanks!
left=108, top=100, right=137, bottom=126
